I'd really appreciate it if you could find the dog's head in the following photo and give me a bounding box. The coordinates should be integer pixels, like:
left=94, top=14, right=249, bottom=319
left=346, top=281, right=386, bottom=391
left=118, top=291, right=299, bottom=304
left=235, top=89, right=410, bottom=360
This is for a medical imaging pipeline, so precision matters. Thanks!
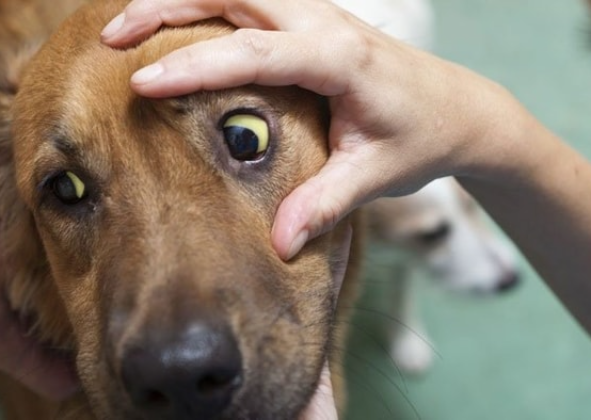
left=2, top=1, right=354, bottom=419
left=367, top=178, right=519, bottom=292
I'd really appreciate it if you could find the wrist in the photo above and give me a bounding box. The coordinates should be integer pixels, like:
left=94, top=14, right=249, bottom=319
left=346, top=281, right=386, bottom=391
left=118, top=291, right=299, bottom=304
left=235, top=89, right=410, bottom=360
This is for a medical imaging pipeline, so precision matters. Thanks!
left=451, top=72, right=546, bottom=187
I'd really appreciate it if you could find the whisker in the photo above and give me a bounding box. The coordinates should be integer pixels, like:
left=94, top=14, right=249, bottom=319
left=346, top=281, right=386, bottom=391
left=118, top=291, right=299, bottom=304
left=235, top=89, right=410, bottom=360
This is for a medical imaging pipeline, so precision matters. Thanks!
left=297, top=337, right=408, bottom=399
left=339, top=305, right=441, bottom=359
left=328, top=361, right=399, bottom=420
left=331, top=319, right=407, bottom=391
left=330, top=342, right=405, bottom=395
left=341, top=359, right=405, bottom=420
left=347, top=360, right=421, bottom=419
left=296, top=307, right=434, bottom=381
left=319, top=341, right=423, bottom=420
left=292, top=338, right=399, bottom=419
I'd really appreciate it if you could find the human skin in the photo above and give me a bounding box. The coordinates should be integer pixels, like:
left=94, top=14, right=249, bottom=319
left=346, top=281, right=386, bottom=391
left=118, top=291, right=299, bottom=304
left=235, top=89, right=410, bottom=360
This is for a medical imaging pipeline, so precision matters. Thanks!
left=0, top=294, right=79, bottom=400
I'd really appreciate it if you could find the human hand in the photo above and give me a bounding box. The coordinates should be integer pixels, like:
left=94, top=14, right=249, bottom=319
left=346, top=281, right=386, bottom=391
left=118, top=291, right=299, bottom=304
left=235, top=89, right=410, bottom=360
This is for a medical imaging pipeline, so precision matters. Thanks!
left=0, top=293, right=79, bottom=400
left=101, top=0, right=516, bottom=260
left=299, top=363, right=338, bottom=420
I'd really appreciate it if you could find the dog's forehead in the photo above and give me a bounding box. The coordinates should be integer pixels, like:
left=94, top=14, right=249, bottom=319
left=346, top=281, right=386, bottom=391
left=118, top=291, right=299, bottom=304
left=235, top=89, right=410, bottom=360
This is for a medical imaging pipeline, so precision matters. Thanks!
left=52, top=44, right=325, bottom=171
left=13, top=12, right=230, bottom=150
left=13, top=2, right=330, bottom=213
left=58, top=23, right=234, bottom=135
left=18, top=21, right=237, bottom=167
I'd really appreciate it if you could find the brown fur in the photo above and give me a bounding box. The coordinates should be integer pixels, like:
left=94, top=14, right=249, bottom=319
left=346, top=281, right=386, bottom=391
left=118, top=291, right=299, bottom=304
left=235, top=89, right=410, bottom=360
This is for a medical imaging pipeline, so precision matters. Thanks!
left=0, top=0, right=363, bottom=419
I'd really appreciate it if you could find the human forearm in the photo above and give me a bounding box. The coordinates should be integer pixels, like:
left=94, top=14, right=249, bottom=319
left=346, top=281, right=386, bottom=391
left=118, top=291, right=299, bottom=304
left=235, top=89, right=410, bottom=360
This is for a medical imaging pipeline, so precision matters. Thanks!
left=459, top=101, right=591, bottom=332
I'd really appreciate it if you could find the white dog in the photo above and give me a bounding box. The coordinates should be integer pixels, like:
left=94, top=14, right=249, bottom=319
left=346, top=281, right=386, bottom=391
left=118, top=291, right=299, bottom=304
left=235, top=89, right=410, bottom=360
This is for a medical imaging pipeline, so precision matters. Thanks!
left=368, top=179, right=520, bottom=293
left=366, top=178, right=520, bottom=373
left=333, top=0, right=434, bottom=49
left=335, top=0, right=520, bottom=374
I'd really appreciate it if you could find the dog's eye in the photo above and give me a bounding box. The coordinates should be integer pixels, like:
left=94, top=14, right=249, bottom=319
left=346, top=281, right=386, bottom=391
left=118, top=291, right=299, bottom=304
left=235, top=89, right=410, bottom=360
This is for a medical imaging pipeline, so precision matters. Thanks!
left=222, top=114, right=269, bottom=161
left=415, top=222, right=451, bottom=245
left=50, top=171, right=87, bottom=204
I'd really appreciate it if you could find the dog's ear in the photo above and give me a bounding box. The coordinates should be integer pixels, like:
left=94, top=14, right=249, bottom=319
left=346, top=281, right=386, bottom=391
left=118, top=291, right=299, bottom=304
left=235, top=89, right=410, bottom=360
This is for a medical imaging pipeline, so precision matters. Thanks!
left=0, top=39, right=73, bottom=346
left=0, top=20, right=48, bottom=280
left=0, top=37, right=44, bottom=268
left=0, top=42, right=42, bottom=157
left=0, top=45, right=35, bottom=96
left=0, top=44, right=42, bottom=297
left=0, top=0, right=88, bottom=349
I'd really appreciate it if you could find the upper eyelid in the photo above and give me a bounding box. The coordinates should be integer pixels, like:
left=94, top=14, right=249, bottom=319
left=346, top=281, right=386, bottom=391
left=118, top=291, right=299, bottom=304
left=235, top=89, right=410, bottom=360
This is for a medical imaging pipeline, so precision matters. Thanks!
left=51, top=134, right=80, bottom=156
left=32, top=136, right=97, bottom=198
left=34, top=161, right=72, bottom=193
left=37, top=169, right=89, bottom=198
left=34, top=130, right=111, bottom=189
left=217, top=107, right=269, bottom=130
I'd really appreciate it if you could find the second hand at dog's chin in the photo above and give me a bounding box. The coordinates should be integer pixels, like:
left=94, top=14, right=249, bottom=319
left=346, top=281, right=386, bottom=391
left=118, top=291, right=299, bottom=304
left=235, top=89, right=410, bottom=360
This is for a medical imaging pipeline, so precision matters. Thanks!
left=298, top=363, right=338, bottom=420
left=0, top=296, right=79, bottom=401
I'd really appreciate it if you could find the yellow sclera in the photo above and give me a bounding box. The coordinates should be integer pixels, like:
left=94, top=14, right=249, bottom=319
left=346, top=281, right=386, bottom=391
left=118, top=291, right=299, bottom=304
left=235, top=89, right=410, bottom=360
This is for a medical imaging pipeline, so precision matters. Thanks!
left=223, top=114, right=269, bottom=153
left=66, top=171, right=86, bottom=198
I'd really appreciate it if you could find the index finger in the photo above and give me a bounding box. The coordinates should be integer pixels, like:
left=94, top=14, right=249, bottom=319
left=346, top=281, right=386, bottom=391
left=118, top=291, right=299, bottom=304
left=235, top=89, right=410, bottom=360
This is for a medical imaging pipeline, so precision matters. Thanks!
left=101, top=0, right=330, bottom=47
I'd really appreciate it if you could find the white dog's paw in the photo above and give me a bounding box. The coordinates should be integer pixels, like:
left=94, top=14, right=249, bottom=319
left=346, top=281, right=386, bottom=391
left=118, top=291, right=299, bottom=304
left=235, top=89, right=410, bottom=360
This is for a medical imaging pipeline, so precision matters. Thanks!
left=390, top=329, right=434, bottom=375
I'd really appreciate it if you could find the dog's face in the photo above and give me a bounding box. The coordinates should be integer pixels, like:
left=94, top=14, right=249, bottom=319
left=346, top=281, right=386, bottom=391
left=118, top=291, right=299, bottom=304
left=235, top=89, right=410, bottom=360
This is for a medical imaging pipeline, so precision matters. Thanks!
left=5, top=2, right=352, bottom=419
left=367, top=178, right=519, bottom=292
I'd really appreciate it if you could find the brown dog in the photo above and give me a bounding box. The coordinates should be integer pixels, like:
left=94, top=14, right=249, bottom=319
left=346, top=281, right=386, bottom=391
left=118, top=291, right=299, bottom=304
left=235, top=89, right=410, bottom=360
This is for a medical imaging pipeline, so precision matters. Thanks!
left=0, top=0, right=363, bottom=419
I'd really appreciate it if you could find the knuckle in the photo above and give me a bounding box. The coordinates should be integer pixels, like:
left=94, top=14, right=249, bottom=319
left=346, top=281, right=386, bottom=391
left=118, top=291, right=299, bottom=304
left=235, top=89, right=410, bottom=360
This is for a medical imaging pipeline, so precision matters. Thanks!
left=233, top=28, right=272, bottom=60
left=160, top=47, right=189, bottom=70
left=328, top=19, right=376, bottom=73
left=315, top=194, right=348, bottom=237
left=123, top=0, right=167, bottom=31
left=319, top=201, right=345, bottom=236
left=125, top=0, right=160, bottom=17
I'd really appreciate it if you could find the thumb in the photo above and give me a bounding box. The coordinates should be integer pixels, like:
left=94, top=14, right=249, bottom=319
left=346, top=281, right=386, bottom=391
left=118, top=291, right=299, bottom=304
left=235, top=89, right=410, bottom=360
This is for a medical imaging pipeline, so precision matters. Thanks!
left=272, top=148, right=389, bottom=260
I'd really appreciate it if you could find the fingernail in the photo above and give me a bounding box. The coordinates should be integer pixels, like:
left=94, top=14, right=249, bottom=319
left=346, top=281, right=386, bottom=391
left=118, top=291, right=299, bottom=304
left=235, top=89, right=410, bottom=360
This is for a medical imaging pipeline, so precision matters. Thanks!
left=131, top=63, right=164, bottom=85
left=285, top=230, right=309, bottom=261
left=101, top=13, right=125, bottom=39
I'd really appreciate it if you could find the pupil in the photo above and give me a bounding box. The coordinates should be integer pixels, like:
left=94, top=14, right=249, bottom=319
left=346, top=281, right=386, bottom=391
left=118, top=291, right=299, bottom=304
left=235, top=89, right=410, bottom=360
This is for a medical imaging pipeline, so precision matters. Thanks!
left=53, top=175, right=78, bottom=203
left=223, top=126, right=260, bottom=160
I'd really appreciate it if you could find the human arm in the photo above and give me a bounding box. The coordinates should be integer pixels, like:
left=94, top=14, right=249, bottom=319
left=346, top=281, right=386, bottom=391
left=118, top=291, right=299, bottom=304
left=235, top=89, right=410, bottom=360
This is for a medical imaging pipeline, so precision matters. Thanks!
left=101, top=0, right=591, bottom=333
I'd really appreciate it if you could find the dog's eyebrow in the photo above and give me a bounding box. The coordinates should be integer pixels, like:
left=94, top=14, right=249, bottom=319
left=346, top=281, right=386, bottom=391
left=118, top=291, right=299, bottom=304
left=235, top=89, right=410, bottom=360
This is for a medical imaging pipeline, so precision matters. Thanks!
left=49, top=133, right=81, bottom=159
left=32, top=132, right=86, bottom=190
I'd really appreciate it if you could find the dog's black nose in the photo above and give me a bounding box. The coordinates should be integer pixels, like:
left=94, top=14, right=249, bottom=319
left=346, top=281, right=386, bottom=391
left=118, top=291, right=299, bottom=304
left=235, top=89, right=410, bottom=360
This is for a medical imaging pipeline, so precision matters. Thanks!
left=121, top=322, right=243, bottom=420
left=496, top=271, right=520, bottom=292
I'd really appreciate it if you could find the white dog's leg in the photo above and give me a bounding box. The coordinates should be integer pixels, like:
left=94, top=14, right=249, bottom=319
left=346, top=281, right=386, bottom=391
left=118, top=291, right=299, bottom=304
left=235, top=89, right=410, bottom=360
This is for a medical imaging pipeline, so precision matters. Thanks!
left=386, top=266, right=434, bottom=375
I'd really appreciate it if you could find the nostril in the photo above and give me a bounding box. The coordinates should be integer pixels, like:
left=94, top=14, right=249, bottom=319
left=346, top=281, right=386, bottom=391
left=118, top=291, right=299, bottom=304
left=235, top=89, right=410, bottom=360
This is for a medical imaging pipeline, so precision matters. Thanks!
left=197, top=370, right=242, bottom=395
left=141, top=389, right=171, bottom=409
left=121, top=323, right=243, bottom=419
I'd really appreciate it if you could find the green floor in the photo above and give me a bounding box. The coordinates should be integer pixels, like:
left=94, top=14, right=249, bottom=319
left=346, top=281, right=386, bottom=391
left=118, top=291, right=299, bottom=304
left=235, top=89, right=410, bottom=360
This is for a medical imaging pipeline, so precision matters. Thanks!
left=345, top=1, right=591, bottom=419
